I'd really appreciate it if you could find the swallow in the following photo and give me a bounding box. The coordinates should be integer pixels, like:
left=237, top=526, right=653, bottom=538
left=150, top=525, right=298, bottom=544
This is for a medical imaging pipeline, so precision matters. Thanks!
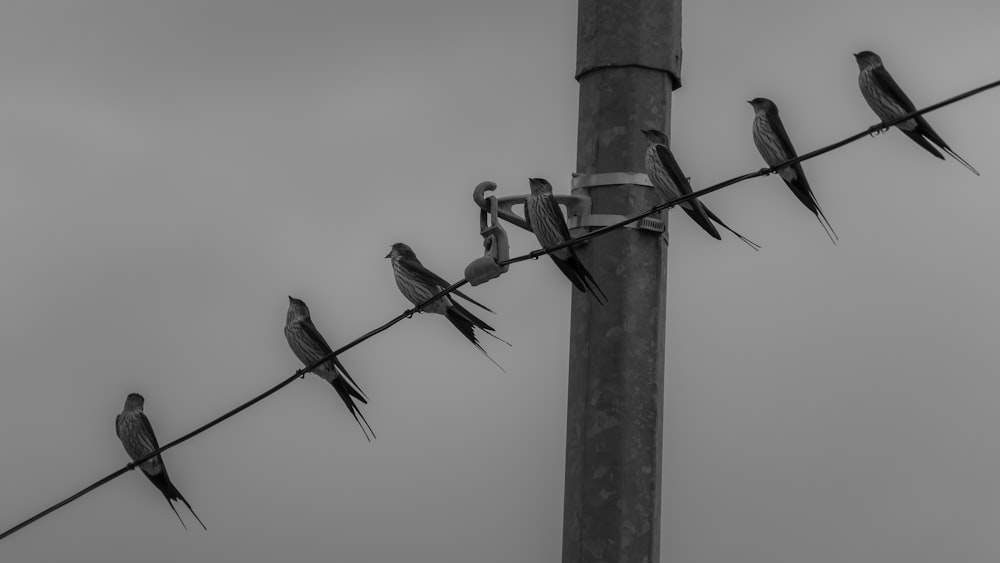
left=116, top=393, right=207, bottom=530
left=642, top=128, right=761, bottom=250
left=525, top=177, right=607, bottom=303
left=386, top=242, right=508, bottom=370
left=854, top=50, right=978, bottom=175
left=748, top=97, right=837, bottom=243
left=285, top=296, right=374, bottom=441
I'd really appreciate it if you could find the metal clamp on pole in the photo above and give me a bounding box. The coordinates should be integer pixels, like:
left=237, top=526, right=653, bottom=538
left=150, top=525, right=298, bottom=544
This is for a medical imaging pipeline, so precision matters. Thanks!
left=472, top=180, right=592, bottom=235
left=465, top=182, right=511, bottom=286
left=569, top=172, right=666, bottom=237
left=566, top=214, right=665, bottom=235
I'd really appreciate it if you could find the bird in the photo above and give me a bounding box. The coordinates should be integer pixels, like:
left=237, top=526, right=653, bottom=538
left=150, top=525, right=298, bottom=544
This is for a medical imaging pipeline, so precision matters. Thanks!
left=285, top=296, right=374, bottom=441
left=386, top=242, right=507, bottom=370
left=525, top=177, right=607, bottom=304
left=115, top=393, right=207, bottom=530
left=641, top=128, right=761, bottom=250
left=854, top=50, right=978, bottom=175
left=748, top=97, right=838, bottom=243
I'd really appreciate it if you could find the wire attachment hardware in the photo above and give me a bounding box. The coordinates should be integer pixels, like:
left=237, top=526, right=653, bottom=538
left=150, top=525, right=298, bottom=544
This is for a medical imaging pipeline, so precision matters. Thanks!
left=569, top=173, right=666, bottom=236
left=465, top=182, right=511, bottom=286
left=472, top=180, right=592, bottom=235
left=566, top=214, right=666, bottom=237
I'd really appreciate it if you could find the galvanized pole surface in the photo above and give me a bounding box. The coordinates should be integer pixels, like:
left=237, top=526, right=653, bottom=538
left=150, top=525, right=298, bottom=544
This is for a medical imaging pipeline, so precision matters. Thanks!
left=562, top=1, right=681, bottom=562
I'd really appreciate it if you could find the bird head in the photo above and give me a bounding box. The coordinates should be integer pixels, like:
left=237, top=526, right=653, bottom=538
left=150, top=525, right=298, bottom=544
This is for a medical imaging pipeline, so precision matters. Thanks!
left=528, top=177, right=553, bottom=195
left=747, top=97, right=775, bottom=113
left=287, top=296, right=310, bottom=322
left=386, top=242, right=416, bottom=261
left=853, top=50, right=882, bottom=70
left=124, top=393, right=145, bottom=411
left=640, top=128, right=669, bottom=146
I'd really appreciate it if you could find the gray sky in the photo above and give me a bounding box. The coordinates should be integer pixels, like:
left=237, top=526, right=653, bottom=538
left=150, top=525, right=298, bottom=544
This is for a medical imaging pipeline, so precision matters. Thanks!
left=1, top=0, right=999, bottom=561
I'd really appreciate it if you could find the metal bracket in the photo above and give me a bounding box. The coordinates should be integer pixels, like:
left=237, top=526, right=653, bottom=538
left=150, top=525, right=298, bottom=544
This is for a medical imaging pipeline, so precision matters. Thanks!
left=472, top=181, right=591, bottom=234
left=465, top=184, right=511, bottom=286
left=472, top=174, right=665, bottom=245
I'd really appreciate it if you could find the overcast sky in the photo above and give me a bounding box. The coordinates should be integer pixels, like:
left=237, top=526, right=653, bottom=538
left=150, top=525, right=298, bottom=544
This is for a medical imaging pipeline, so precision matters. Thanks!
left=1, top=0, right=999, bottom=561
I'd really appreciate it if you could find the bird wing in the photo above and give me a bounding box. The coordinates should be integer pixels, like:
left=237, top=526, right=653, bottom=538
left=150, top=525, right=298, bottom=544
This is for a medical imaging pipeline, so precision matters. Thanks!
left=655, top=147, right=732, bottom=241
left=764, top=107, right=816, bottom=196
left=541, top=193, right=573, bottom=241
left=765, top=107, right=801, bottom=164
left=134, top=412, right=168, bottom=475
left=680, top=202, right=722, bottom=239
left=299, top=317, right=334, bottom=355
left=654, top=144, right=696, bottom=198
left=871, top=65, right=918, bottom=112
left=402, top=255, right=495, bottom=313
left=871, top=65, right=953, bottom=159
left=138, top=413, right=162, bottom=452
left=400, top=255, right=451, bottom=289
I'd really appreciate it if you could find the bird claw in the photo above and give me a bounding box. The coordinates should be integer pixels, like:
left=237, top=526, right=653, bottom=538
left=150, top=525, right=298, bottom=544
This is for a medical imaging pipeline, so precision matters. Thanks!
left=758, top=167, right=773, bottom=176
left=868, top=123, right=891, bottom=137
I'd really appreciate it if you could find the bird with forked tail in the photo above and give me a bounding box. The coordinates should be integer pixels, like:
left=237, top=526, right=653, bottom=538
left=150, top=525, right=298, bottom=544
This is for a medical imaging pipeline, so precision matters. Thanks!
left=285, top=296, right=375, bottom=441
left=854, top=50, right=978, bottom=175
left=641, top=128, right=761, bottom=250
left=525, top=177, right=607, bottom=304
left=386, top=242, right=508, bottom=371
left=748, top=97, right=837, bottom=244
left=115, top=393, right=207, bottom=530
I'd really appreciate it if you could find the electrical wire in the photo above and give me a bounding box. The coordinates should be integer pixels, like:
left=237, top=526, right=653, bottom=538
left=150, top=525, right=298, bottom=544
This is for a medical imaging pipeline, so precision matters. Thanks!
left=1, top=76, right=996, bottom=544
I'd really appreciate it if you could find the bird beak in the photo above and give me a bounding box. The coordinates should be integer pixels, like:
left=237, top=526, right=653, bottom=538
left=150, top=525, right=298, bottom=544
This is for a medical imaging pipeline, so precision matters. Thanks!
left=384, top=252, right=391, bottom=259
left=746, top=100, right=752, bottom=105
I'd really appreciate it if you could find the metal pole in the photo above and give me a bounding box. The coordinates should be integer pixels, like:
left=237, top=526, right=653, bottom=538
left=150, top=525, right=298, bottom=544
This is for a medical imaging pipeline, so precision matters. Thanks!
left=562, top=0, right=680, bottom=562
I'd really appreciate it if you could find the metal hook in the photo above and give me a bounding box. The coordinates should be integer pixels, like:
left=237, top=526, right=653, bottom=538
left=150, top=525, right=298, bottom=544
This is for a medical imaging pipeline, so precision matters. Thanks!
left=465, top=182, right=511, bottom=286
left=473, top=181, right=532, bottom=232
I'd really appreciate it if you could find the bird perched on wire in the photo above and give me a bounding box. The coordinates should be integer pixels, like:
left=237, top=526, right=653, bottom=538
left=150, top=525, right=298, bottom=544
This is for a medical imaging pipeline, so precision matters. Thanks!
left=641, top=128, right=761, bottom=250
left=285, top=296, right=374, bottom=441
left=854, top=50, right=978, bottom=175
left=386, top=242, right=508, bottom=370
left=525, top=177, right=607, bottom=304
left=115, top=393, right=207, bottom=530
left=748, top=97, right=837, bottom=244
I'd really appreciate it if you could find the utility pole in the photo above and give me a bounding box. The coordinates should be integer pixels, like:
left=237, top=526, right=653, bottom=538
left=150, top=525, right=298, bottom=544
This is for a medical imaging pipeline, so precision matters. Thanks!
left=562, top=0, right=681, bottom=562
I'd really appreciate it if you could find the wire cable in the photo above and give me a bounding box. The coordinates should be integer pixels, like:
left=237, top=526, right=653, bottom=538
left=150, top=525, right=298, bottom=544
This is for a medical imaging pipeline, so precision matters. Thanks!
left=0, top=77, right=996, bottom=544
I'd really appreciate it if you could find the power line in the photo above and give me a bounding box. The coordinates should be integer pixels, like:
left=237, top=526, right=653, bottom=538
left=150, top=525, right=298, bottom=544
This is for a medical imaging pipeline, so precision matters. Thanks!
left=1, top=77, right=996, bottom=544
left=504, top=76, right=1000, bottom=262
left=0, top=282, right=469, bottom=542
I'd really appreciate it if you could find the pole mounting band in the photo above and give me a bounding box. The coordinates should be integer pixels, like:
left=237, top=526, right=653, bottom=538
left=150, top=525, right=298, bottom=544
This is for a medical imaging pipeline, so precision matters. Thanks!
left=567, top=213, right=665, bottom=234
left=571, top=172, right=652, bottom=190
left=569, top=173, right=664, bottom=236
